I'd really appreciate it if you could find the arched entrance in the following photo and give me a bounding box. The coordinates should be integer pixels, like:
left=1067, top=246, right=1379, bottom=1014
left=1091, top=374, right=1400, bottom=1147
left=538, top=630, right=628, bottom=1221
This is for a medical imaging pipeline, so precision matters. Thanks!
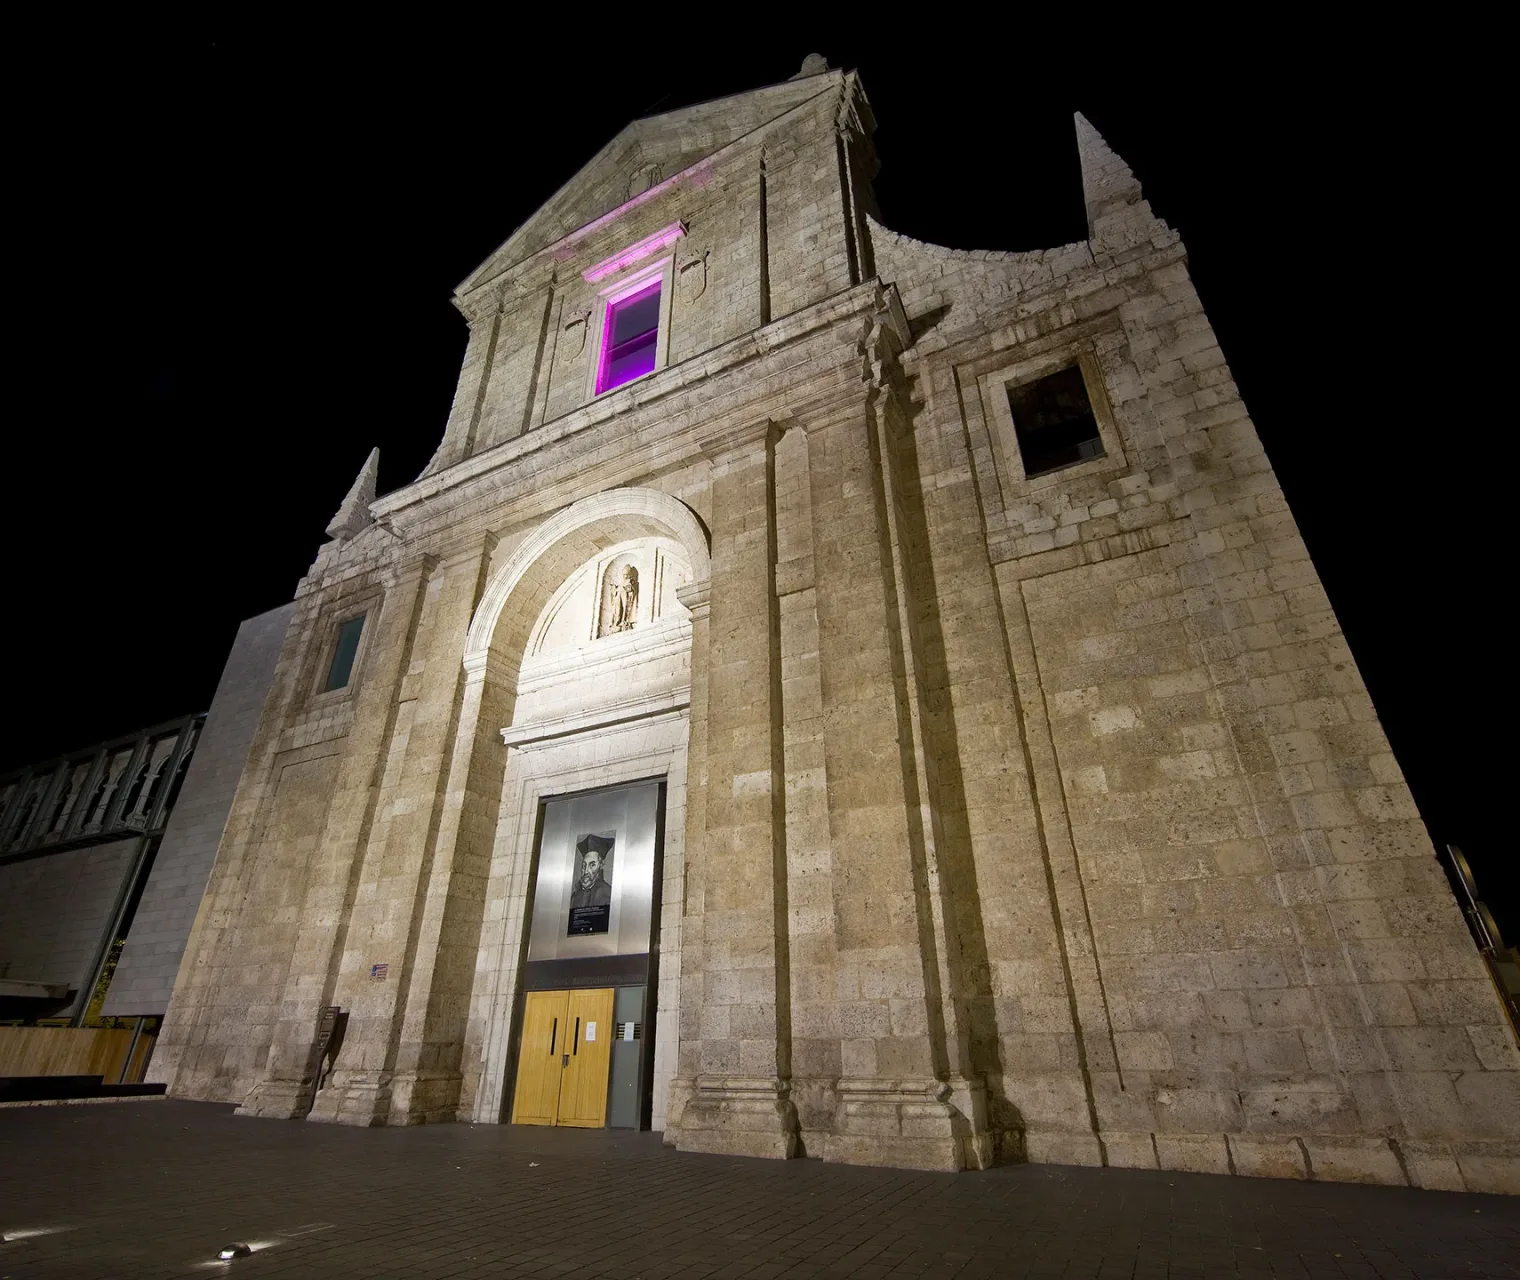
left=452, top=487, right=710, bottom=1128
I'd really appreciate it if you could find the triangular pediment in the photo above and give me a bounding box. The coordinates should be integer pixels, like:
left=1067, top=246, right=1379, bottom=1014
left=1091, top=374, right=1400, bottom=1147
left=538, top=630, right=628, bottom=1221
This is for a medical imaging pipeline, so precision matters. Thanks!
left=459, top=72, right=842, bottom=295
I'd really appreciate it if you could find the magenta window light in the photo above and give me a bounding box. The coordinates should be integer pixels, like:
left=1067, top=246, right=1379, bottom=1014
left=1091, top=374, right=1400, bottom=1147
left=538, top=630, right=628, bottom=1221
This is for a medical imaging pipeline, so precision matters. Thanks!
left=596, top=280, right=661, bottom=393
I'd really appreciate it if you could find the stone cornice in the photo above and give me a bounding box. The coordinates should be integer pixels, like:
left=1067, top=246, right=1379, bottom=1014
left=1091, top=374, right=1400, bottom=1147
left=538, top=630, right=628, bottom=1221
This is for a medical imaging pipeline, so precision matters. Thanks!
left=583, top=222, right=685, bottom=283
left=500, top=688, right=690, bottom=749
left=674, top=580, right=711, bottom=620
left=517, top=617, right=690, bottom=690
left=373, top=281, right=906, bottom=532
left=694, top=415, right=772, bottom=465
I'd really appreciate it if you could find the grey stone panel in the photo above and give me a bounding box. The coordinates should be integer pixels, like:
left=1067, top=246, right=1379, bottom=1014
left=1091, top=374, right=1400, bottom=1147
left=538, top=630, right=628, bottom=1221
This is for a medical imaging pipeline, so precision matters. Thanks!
left=0, top=837, right=140, bottom=1009
left=102, top=603, right=295, bottom=1016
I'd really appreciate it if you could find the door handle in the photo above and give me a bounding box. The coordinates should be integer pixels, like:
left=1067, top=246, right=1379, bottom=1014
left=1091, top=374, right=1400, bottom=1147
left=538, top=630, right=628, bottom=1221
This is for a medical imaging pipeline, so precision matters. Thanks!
left=562, top=1054, right=569, bottom=1066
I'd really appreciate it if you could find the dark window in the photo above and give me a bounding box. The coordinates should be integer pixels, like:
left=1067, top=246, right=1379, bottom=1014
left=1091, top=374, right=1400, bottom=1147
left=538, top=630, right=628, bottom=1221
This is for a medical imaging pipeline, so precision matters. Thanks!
left=325, top=615, right=366, bottom=692
left=119, top=763, right=150, bottom=821
left=82, top=773, right=110, bottom=827
left=597, top=282, right=661, bottom=393
left=1008, top=365, right=1105, bottom=477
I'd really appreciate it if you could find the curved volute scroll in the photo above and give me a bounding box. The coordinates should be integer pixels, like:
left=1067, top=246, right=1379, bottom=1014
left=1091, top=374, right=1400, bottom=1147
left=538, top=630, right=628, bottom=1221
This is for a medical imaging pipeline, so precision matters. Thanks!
left=462, top=487, right=712, bottom=675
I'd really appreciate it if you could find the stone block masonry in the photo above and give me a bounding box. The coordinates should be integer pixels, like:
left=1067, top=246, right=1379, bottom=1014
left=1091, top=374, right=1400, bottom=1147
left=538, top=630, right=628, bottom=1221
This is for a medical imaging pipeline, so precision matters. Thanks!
left=149, top=63, right=1519, bottom=1192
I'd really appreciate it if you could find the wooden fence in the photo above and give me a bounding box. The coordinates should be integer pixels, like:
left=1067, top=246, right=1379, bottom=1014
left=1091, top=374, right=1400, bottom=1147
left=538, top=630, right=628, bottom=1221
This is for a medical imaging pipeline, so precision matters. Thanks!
left=0, top=1025, right=154, bottom=1083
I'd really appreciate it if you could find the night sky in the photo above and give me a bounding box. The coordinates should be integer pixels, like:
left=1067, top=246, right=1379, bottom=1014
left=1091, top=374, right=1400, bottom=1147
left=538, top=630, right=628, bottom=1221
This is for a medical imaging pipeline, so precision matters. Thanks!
left=7, top=30, right=1507, bottom=935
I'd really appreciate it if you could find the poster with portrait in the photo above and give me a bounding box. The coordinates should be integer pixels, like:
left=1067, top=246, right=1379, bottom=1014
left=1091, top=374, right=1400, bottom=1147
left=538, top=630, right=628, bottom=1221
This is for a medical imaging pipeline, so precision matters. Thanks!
left=567, top=832, right=615, bottom=935
left=525, top=781, right=660, bottom=963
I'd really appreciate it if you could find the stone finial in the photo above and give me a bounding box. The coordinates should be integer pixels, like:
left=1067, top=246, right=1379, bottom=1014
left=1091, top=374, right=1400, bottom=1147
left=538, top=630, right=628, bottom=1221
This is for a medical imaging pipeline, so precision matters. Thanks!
left=791, top=53, right=829, bottom=80
left=1075, top=112, right=1159, bottom=255
left=325, top=446, right=378, bottom=541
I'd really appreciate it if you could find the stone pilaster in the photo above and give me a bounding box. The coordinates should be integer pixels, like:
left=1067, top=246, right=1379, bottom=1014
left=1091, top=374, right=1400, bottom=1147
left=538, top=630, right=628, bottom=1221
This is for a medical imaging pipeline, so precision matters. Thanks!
left=673, top=427, right=798, bottom=1159
left=236, top=554, right=433, bottom=1121
left=802, top=389, right=990, bottom=1171
left=305, top=546, right=489, bottom=1127
left=388, top=544, right=511, bottom=1126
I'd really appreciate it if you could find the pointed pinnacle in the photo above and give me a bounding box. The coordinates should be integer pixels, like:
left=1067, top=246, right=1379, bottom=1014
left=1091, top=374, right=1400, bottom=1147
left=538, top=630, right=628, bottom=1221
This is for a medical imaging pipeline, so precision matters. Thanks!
left=325, top=447, right=378, bottom=541
left=1075, top=112, right=1144, bottom=225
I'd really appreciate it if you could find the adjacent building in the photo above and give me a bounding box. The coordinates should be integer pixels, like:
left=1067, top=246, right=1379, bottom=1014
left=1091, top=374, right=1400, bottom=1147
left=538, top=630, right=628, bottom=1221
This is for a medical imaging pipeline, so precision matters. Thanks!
left=0, top=604, right=292, bottom=1040
left=1, top=715, right=201, bottom=1026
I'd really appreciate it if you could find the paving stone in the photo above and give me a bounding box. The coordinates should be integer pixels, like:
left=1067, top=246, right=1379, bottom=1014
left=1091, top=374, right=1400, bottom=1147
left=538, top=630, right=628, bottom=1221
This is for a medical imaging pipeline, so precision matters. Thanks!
left=1, top=1103, right=1517, bottom=1279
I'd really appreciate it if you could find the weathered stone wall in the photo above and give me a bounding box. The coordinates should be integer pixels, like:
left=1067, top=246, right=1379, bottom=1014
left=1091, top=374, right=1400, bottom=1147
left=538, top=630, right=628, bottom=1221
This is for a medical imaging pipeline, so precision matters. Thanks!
left=868, top=116, right=1519, bottom=1190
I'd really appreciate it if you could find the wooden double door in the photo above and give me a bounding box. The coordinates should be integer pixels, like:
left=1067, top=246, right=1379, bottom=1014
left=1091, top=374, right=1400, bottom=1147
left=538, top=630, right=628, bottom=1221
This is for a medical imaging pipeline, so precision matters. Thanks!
left=510, top=987, right=614, bottom=1127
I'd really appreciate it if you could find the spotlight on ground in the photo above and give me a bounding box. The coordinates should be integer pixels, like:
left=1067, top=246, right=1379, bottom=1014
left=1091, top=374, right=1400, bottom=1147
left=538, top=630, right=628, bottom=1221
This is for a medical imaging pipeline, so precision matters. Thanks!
left=3, top=1227, right=71, bottom=1242
left=217, top=1243, right=252, bottom=1260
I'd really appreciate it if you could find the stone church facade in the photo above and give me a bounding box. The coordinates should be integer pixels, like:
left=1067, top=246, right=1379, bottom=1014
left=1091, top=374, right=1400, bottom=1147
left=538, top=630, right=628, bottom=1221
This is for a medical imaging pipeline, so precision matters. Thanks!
left=151, top=62, right=1519, bottom=1192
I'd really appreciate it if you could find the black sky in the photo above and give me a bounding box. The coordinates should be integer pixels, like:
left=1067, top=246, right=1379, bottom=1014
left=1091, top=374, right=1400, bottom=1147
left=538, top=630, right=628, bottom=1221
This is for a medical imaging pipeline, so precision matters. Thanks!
left=5, top=27, right=1508, bottom=934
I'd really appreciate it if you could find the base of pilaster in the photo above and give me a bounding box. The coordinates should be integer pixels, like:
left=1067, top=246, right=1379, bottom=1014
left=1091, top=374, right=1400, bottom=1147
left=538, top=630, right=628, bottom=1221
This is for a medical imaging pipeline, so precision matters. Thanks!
left=305, top=1071, right=393, bottom=1127
left=672, top=1075, right=799, bottom=1160
left=234, top=1078, right=316, bottom=1120
left=823, top=1077, right=993, bottom=1172
left=386, top=1069, right=463, bottom=1125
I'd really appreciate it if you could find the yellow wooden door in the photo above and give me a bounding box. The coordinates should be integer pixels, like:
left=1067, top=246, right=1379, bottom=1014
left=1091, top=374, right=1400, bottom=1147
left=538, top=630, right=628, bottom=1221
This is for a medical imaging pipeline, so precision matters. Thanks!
left=510, top=990, right=570, bottom=1125
left=556, top=987, right=614, bottom=1128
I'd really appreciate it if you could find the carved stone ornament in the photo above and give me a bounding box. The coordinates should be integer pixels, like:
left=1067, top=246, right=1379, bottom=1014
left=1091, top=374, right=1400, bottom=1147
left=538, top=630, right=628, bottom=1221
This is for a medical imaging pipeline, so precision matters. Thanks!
left=678, top=249, right=709, bottom=301
left=626, top=163, right=663, bottom=202
left=563, top=309, right=591, bottom=358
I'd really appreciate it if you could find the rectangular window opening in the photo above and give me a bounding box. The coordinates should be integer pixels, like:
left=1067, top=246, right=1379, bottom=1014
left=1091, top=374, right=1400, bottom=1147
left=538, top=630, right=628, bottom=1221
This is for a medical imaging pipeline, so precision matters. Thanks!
left=596, top=281, right=661, bottom=394
left=324, top=615, right=366, bottom=692
left=1008, top=365, right=1106, bottom=478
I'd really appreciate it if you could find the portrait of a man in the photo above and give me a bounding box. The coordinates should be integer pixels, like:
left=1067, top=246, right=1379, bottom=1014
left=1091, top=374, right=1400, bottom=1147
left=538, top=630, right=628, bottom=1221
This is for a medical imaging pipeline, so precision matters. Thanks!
left=567, top=832, right=615, bottom=935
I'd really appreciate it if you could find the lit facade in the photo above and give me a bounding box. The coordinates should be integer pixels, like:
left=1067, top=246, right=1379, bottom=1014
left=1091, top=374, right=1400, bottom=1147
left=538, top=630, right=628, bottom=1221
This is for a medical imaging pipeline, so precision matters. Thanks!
left=149, top=62, right=1520, bottom=1191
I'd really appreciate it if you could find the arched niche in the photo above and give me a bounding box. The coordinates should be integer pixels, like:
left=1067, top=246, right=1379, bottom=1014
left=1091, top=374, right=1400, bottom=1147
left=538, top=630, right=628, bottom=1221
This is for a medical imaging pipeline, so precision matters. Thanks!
left=525, top=536, right=691, bottom=659
left=463, top=487, right=710, bottom=679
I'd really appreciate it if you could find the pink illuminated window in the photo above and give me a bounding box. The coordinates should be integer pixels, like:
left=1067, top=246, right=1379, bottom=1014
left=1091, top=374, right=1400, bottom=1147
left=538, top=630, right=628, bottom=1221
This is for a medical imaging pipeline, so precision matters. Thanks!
left=596, top=281, right=661, bottom=393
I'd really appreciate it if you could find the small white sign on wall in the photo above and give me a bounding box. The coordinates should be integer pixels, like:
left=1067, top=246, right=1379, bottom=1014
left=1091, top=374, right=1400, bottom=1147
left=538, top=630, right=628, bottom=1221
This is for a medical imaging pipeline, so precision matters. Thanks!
left=585, top=1022, right=596, bottom=1042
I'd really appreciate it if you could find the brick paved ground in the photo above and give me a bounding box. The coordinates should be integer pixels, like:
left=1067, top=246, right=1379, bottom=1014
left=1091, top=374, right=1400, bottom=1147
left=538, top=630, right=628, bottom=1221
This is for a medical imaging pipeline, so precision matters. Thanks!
left=1, top=1102, right=1516, bottom=1279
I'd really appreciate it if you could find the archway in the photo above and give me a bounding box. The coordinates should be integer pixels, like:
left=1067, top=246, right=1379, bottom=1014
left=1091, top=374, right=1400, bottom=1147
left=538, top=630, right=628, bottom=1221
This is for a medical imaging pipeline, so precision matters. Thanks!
left=450, top=487, right=710, bottom=1128
left=463, top=486, right=710, bottom=677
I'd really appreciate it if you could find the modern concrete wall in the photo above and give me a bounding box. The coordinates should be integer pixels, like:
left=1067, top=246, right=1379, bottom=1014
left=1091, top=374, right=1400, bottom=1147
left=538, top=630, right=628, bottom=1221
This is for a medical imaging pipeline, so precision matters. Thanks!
left=103, top=603, right=295, bottom=1016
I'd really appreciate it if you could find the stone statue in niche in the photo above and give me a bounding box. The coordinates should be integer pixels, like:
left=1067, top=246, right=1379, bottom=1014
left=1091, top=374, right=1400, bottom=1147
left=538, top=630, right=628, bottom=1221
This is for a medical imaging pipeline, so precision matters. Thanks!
left=606, top=564, right=639, bottom=634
